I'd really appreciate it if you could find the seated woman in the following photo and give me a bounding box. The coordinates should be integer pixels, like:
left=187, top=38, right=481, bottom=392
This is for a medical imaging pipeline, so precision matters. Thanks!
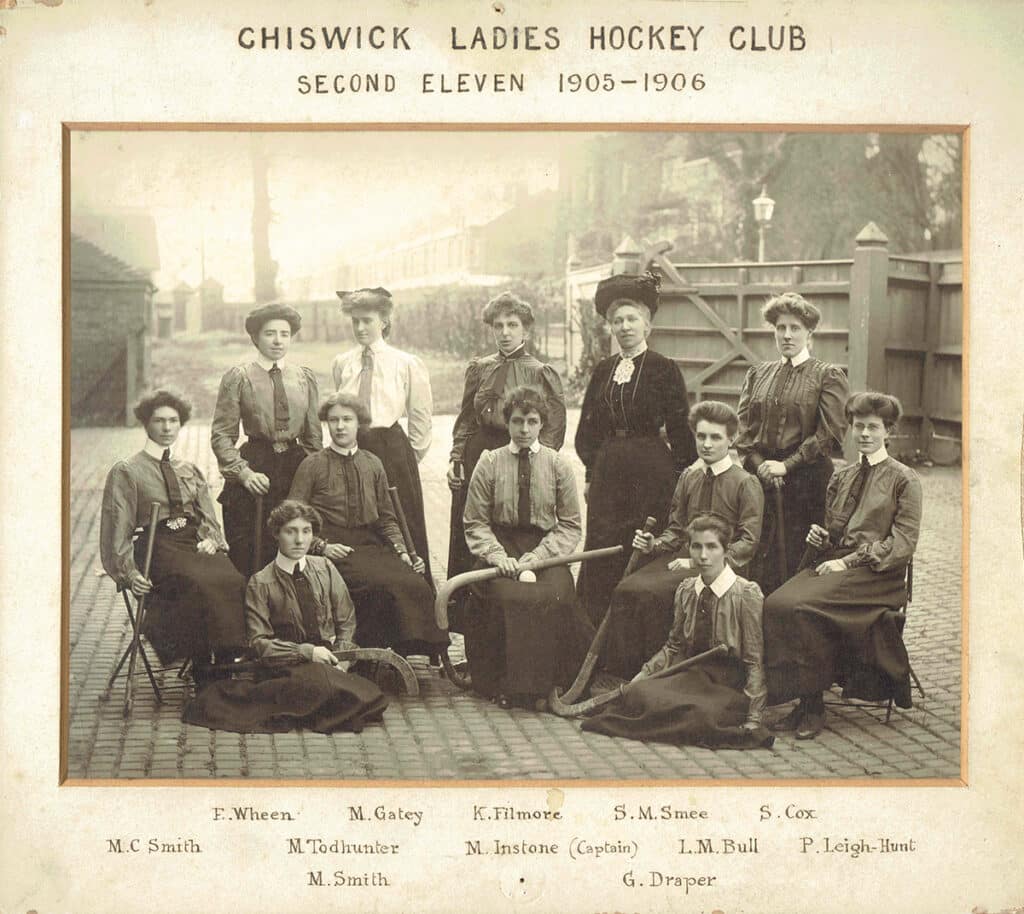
left=582, top=515, right=773, bottom=749
left=763, top=392, right=922, bottom=740
left=602, top=400, right=764, bottom=679
left=288, top=392, right=449, bottom=659
left=462, top=385, right=588, bottom=710
left=100, top=389, right=247, bottom=670
left=182, top=501, right=388, bottom=734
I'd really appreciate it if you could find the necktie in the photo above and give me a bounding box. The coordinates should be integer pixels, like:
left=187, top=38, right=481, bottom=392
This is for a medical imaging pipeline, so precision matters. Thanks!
left=269, top=362, right=290, bottom=434
left=357, top=347, right=374, bottom=423
left=828, top=455, right=872, bottom=544
left=691, top=586, right=715, bottom=655
left=160, top=449, right=184, bottom=518
left=698, top=466, right=715, bottom=513
left=764, top=360, right=795, bottom=451
left=517, top=449, right=532, bottom=528
left=292, top=565, right=324, bottom=645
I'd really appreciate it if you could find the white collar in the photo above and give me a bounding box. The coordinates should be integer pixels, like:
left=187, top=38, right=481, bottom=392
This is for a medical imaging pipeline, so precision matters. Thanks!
left=255, top=354, right=287, bottom=371
left=509, top=440, right=541, bottom=455
left=498, top=343, right=527, bottom=360
left=364, top=338, right=388, bottom=354
left=619, top=340, right=648, bottom=360
left=700, top=454, right=734, bottom=477
left=143, top=438, right=171, bottom=460
left=694, top=564, right=737, bottom=599
left=863, top=445, right=889, bottom=467
left=788, top=347, right=810, bottom=367
left=329, top=442, right=359, bottom=457
left=275, top=552, right=307, bottom=574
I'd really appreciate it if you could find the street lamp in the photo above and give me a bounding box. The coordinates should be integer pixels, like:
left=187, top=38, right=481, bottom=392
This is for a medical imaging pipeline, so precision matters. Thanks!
left=752, top=185, right=775, bottom=263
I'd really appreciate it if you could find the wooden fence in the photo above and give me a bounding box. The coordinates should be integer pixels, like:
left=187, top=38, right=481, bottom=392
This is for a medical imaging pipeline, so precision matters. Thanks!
left=565, top=223, right=963, bottom=463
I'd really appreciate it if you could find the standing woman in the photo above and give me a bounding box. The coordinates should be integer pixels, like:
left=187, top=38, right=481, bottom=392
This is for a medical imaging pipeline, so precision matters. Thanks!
left=101, top=389, right=247, bottom=668
left=462, top=386, right=584, bottom=709
left=332, top=287, right=434, bottom=578
left=735, top=292, right=849, bottom=593
left=447, top=291, right=566, bottom=583
left=574, top=271, right=697, bottom=627
left=212, top=304, right=322, bottom=575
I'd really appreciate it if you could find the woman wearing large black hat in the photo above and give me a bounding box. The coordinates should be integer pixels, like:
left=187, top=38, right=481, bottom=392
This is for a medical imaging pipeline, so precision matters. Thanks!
left=574, top=271, right=697, bottom=626
left=211, top=303, right=323, bottom=575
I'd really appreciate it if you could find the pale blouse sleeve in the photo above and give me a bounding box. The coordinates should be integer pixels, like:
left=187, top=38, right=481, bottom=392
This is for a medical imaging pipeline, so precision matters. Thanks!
left=210, top=366, right=251, bottom=483
left=737, top=582, right=767, bottom=725
left=100, top=461, right=140, bottom=588
left=463, top=451, right=505, bottom=563
left=191, top=464, right=228, bottom=551
left=299, top=366, right=323, bottom=454
left=531, top=453, right=582, bottom=561
left=405, top=352, right=433, bottom=462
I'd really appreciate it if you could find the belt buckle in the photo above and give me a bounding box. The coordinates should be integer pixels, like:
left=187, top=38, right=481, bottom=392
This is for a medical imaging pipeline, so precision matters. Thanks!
left=272, top=441, right=290, bottom=454
left=165, top=516, right=187, bottom=531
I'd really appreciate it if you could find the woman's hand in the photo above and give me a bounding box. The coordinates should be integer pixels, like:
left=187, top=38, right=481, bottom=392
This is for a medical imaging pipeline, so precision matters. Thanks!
left=760, top=460, right=788, bottom=479
left=667, top=557, right=692, bottom=572
left=814, top=558, right=847, bottom=576
left=447, top=461, right=463, bottom=491
left=492, top=556, right=521, bottom=578
left=324, top=543, right=354, bottom=561
left=128, top=572, right=153, bottom=597
left=195, top=538, right=218, bottom=555
left=806, top=524, right=830, bottom=550
left=631, top=530, right=655, bottom=554
left=242, top=472, right=271, bottom=496
left=400, top=553, right=426, bottom=574
left=517, top=552, right=539, bottom=569
left=310, top=645, right=340, bottom=666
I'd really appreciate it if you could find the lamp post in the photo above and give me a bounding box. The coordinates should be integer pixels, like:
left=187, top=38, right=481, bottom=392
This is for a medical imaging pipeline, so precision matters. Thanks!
left=752, top=185, right=775, bottom=263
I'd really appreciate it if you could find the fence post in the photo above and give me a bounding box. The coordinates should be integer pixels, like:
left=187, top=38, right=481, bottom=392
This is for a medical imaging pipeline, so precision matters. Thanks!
left=564, top=235, right=580, bottom=372
left=846, top=222, right=890, bottom=461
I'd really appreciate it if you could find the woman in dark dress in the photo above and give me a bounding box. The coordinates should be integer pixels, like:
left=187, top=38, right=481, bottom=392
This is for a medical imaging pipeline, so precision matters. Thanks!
left=182, top=500, right=388, bottom=735
left=461, top=386, right=586, bottom=709
left=332, top=287, right=434, bottom=578
left=735, top=292, right=849, bottom=594
left=101, top=389, right=247, bottom=667
left=447, top=291, right=566, bottom=587
left=574, top=271, right=697, bottom=626
left=763, top=392, right=922, bottom=740
left=212, top=304, right=322, bottom=575
left=582, top=515, right=773, bottom=749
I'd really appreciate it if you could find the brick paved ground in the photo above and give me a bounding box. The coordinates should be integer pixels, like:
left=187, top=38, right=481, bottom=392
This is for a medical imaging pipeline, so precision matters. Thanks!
left=67, top=413, right=962, bottom=780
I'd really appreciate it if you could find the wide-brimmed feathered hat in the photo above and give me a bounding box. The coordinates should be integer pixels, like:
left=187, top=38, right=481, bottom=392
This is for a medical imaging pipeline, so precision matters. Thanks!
left=593, top=271, right=661, bottom=319
left=244, top=303, right=302, bottom=338
left=336, top=287, right=394, bottom=315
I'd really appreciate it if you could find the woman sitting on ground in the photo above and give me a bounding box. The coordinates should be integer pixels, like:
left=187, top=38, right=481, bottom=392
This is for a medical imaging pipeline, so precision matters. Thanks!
left=100, top=389, right=248, bottom=672
left=763, top=391, right=922, bottom=740
left=582, top=515, right=773, bottom=749
left=183, top=500, right=388, bottom=734
left=462, top=385, right=589, bottom=710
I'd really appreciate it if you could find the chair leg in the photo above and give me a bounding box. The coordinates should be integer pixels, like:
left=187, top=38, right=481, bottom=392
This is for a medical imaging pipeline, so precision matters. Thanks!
left=885, top=698, right=893, bottom=723
left=106, top=641, right=134, bottom=691
left=909, top=663, right=926, bottom=699
left=136, top=641, right=163, bottom=704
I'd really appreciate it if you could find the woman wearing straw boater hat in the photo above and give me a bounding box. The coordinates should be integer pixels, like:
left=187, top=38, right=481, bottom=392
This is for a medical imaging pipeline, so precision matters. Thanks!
left=574, top=270, right=697, bottom=626
left=211, top=303, right=323, bottom=575
left=332, top=287, right=434, bottom=579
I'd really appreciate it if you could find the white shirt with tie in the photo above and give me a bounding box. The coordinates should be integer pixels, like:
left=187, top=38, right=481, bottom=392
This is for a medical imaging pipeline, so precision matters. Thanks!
left=331, top=339, right=433, bottom=461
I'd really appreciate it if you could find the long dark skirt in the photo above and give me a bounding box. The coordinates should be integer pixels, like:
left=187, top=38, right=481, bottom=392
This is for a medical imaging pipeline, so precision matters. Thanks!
left=182, top=663, right=388, bottom=735
left=577, top=435, right=677, bottom=627
left=448, top=425, right=508, bottom=585
left=462, top=526, right=592, bottom=700
left=747, top=451, right=834, bottom=594
left=763, top=563, right=912, bottom=708
left=219, top=439, right=308, bottom=576
left=323, top=523, right=448, bottom=656
left=137, top=522, right=247, bottom=664
left=581, top=656, right=774, bottom=749
left=359, top=423, right=431, bottom=579
left=602, top=554, right=699, bottom=679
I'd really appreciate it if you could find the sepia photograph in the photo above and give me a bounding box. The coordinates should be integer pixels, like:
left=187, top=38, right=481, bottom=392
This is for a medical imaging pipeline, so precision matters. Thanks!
left=65, top=125, right=964, bottom=783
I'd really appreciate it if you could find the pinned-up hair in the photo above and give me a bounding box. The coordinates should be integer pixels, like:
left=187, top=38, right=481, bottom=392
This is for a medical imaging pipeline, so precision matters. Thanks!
left=267, top=499, right=323, bottom=537
left=686, top=514, right=734, bottom=549
left=761, top=291, right=822, bottom=331
left=481, top=291, right=535, bottom=328
left=845, top=391, right=903, bottom=429
left=244, top=303, right=302, bottom=340
left=501, top=385, right=549, bottom=425
left=133, top=388, right=193, bottom=425
left=318, top=391, right=371, bottom=426
left=688, top=399, right=739, bottom=437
